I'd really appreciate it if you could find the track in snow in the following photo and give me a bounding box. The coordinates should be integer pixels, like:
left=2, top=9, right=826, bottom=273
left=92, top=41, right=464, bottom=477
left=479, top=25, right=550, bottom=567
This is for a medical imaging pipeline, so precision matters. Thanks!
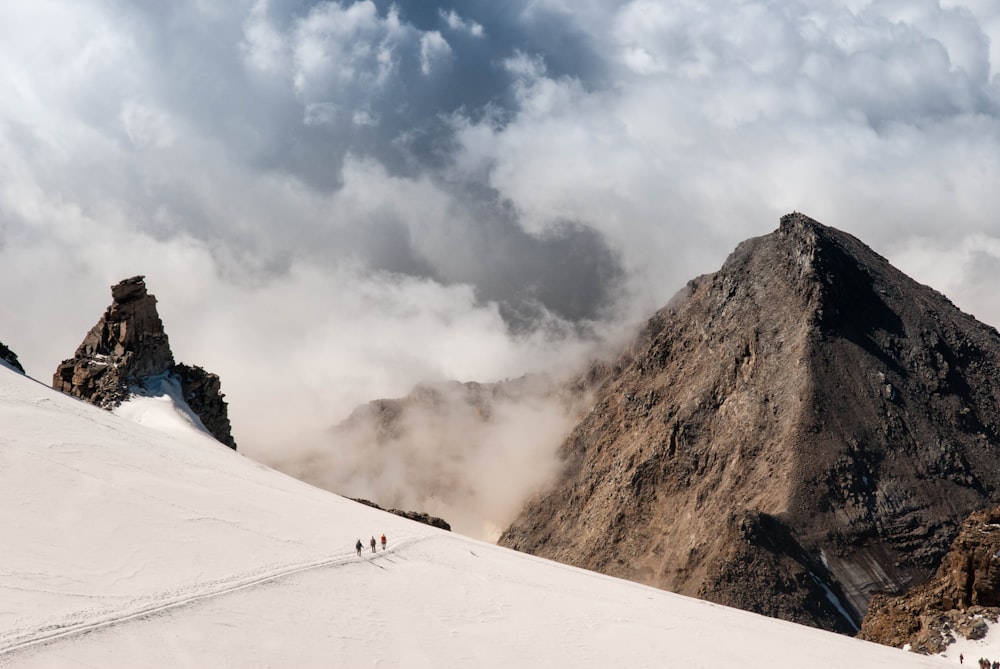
left=0, top=537, right=420, bottom=658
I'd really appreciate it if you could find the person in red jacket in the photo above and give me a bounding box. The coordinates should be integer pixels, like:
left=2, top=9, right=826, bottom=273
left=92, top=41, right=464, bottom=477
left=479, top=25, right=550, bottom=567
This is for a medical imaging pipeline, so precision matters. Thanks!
left=380, top=533, right=387, bottom=550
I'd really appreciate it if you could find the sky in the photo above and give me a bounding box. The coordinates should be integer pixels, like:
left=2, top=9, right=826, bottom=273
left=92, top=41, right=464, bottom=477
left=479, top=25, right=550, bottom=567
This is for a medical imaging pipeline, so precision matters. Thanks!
left=0, top=364, right=973, bottom=667
left=2, top=1, right=1000, bottom=525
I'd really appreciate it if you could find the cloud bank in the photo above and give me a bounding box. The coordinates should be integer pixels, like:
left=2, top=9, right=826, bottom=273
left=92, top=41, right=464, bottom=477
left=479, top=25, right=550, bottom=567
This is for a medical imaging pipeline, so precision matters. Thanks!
left=2, top=0, right=1000, bottom=533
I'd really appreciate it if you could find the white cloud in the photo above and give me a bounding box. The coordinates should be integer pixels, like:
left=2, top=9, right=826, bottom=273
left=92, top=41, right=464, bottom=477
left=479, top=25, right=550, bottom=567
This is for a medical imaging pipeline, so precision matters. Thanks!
left=351, top=109, right=378, bottom=126
left=291, top=1, right=397, bottom=97
left=120, top=101, right=176, bottom=149
left=440, top=9, right=485, bottom=38
left=303, top=101, right=339, bottom=126
left=241, top=0, right=289, bottom=75
left=891, top=233, right=1000, bottom=329
left=419, top=30, right=452, bottom=75
left=4, top=0, right=1000, bottom=536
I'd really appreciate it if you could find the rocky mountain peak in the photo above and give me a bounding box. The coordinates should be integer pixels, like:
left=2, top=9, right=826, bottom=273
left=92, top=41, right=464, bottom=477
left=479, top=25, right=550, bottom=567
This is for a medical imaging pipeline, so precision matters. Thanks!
left=499, top=213, right=1000, bottom=634
left=54, top=276, right=237, bottom=450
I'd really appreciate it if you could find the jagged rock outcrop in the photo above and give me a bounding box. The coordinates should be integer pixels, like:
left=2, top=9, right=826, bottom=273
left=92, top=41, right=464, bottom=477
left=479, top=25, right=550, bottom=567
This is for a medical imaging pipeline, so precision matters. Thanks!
left=499, top=213, right=1000, bottom=635
left=53, top=276, right=236, bottom=449
left=0, top=340, right=25, bottom=374
left=859, top=506, right=1000, bottom=653
left=53, top=276, right=173, bottom=407
left=170, top=363, right=237, bottom=450
left=351, top=497, right=452, bottom=531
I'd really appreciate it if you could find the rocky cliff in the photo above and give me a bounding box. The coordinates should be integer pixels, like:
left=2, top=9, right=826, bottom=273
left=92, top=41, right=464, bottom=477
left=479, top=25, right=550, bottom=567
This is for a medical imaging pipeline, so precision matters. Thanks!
left=54, top=276, right=237, bottom=449
left=0, top=339, right=24, bottom=374
left=499, top=213, right=1000, bottom=634
left=859, top=505, right=1000, bottom=653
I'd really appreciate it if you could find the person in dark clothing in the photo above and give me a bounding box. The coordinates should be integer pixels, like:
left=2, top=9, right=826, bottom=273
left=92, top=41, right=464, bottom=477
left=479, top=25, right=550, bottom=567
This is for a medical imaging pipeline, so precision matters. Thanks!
left=355, top=539, right=363, bottom=557
left=370, top=536, right=377, bottom=553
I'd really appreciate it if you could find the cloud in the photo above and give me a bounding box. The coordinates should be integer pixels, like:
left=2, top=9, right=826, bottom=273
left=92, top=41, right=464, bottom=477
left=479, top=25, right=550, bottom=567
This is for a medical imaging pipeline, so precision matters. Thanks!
left=276, top=377, right=585, bottom=540
left=3, top=0, right=1000, bottom=537
left=419, top=31, right=452, bottom=76
left=120, top=101, right=177, bottom=149
left=440, top=9, right=485, bottom=38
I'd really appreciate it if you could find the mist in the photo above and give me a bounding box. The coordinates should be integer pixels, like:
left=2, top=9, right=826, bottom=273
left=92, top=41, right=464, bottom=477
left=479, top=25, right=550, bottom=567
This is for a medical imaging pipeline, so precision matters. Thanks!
left=2, top=1, right=1000, bottom=539
left=274, top=376, right=593, bottom=540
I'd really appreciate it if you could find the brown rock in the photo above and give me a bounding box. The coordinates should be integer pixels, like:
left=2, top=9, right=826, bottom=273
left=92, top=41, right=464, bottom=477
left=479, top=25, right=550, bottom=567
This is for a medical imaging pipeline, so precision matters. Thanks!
left=859, top=506, right=1000, bottom=653
left=54, top=276, right=173, bottom=407
left=53, top=276, right=236, bottom=450
left=499, top=213, right=1000, bottom=634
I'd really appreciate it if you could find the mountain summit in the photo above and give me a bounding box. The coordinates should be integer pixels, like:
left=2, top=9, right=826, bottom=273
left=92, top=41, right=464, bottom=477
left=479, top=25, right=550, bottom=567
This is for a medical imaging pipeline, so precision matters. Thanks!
left=53, top=275, right=237, bottom=449
left=499, top=213, right=1000, bottom=633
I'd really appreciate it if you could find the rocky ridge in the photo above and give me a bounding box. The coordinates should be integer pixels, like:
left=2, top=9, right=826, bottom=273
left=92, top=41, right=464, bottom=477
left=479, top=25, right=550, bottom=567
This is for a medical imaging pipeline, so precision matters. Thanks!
left=53, top=276, right=236, bottom=449
left=0, top=339, right=24, bottom=374
left=350, top=497, right=452, bottom=531
left=859, top=505, right=1000, bottom=653
left=499, top=213, right=1000, bottom=634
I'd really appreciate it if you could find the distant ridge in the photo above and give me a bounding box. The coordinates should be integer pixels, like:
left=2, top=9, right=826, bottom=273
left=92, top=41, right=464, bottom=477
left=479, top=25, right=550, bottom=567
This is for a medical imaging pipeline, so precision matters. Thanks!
left=500, top=212, right=1000, bottom=634
left=53, top=276, right=237, bottom=449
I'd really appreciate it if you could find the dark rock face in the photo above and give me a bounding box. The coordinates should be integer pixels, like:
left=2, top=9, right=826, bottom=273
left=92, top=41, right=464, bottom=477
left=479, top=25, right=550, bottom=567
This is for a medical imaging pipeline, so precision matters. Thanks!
left=54, top=276, right=174, bottom=408
left=171, top=363, right=237, bottom=450
left=351, top=497, right=452, bottom=531
left=859, top=506, right=1000, bottom=653
left=53, top=276, right=236, bottom=450
left=0, top=340, right=25, bottom=374
left=499, top=213, right=1000, bottom=634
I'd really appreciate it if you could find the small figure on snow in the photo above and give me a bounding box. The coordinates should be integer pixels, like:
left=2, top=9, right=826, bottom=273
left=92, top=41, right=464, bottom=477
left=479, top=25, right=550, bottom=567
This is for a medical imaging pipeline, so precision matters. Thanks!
left=370, top=536, right=377, bottom=553
left=356, top=539, right=363, bottom=557
left=381, top=533, right=387, bottom=550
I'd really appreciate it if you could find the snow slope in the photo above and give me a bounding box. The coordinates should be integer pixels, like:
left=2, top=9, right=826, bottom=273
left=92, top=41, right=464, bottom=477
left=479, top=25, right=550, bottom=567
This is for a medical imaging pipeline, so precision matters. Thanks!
left=0, top=366, right=968, bottom=667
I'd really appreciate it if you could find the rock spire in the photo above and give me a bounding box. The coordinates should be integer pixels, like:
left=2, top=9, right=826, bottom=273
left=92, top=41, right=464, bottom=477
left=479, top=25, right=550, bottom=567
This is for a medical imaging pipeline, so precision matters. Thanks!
left=54, top=276, right=237, bottom=449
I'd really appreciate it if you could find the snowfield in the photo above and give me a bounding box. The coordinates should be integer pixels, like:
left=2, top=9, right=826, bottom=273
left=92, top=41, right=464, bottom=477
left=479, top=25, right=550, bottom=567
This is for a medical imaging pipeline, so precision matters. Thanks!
left=0, top=366, right=973, bottom=667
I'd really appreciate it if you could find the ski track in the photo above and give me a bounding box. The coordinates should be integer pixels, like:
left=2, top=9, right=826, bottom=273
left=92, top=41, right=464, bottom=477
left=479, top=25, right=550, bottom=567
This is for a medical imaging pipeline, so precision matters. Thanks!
left=0, top=536, right=424, bottom=658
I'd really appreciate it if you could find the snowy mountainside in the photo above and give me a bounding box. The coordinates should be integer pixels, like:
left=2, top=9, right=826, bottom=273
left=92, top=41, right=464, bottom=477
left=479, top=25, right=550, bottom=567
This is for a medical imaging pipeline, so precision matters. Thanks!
left=114, top=372, right=221, bottom=440
left=0, top=366, right=964, bottom=667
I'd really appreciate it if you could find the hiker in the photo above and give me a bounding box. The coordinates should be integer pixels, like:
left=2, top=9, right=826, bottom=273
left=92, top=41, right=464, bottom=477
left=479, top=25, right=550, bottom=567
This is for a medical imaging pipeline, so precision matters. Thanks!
left=355, top=539, right=363, bottom=556
left=381, top=533, right=387, bottom=550
left=370, top=536, right=377, bottom=553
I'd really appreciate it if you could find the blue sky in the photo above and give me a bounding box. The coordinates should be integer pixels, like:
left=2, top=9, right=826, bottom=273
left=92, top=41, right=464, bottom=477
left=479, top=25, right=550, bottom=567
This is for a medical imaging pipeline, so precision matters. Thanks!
left=1, top=0, right=999, bottom=463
